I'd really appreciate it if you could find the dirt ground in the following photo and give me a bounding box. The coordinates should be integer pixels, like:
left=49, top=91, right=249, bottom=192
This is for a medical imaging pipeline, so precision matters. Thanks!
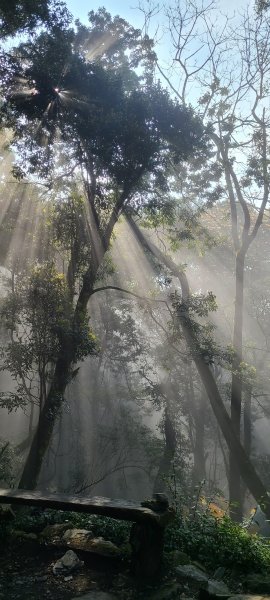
left=0, top=539, right=129, bottom=600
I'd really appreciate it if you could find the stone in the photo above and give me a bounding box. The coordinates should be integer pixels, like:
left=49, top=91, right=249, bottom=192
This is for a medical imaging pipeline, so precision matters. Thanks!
left=84, top=537, right=121, bottom=557
left=213, top=567, right=226, bottom=581
left=207, top=579, right=231, bottom=596
left=192, top=560, right=207, bottom=572
left=229, top=596, right=270, bottom=600
left=40, top=522, right=73, bottom=544
left=71, top=593, right=117, bottom=600
left=169, top=550, right=191, bottom=566
left=175, top=564, right=209, bottom=586
left=52, top=550, right=84, bottom=575
left=63, top=528, right=94, bottom=550
left=245, top=575, right=270, bottom=594
left=248, top=505, right=270, bottom=537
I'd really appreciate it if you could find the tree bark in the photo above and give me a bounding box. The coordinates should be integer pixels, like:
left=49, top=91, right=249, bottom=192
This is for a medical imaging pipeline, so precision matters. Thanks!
left=192, top=390, right=207, bottom=486
left=19, top=354, right=72, bottom=489
left=229, top=249, right=246, bottom=520
left=153, top=405, right=177, bottom=494
left=18, top=246, right=107, bottom=490
left=128, top=217, right=270, bottom=519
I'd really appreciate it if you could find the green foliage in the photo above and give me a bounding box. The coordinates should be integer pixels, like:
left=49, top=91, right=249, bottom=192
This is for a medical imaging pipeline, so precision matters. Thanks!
left=1, top=10, right=205, bottom=227
left=165, top=503, right=270, bottom=573
left=170, top=290, right=220, bottom=365
left=71, top=514, right=131, bottom=546
left=12, top=509, right=131, bottom=545
left=0, top=0, right=71, bottom=38
left=0, top=261, right=97, bottom=411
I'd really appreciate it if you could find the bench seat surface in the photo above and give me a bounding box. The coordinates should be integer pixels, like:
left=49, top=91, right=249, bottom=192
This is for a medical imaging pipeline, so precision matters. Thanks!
left=0, top=488, right=167, bottom=524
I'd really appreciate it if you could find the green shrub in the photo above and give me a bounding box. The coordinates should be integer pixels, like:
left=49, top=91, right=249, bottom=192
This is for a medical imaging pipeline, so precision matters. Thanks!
left=165, top=510, right=270, bottom=573
left=12, top=509, right=131, bottom=545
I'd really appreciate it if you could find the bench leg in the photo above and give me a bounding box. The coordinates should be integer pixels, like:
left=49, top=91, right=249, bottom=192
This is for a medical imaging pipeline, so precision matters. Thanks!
left=130, top=521, right=164, bottom=580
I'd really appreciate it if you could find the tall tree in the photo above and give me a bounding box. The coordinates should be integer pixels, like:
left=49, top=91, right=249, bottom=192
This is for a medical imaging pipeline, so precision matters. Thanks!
left=0, top=0, right=70, bottom=38
left=128, top=216, right=270, bottom=519
left=0, top=10, right=204, bottom=489
left=143, top=0, right=270, bottom=519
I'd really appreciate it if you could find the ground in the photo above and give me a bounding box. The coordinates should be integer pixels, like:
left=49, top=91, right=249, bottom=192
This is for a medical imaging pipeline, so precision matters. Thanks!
left=0, top=538, right=182, bottom=600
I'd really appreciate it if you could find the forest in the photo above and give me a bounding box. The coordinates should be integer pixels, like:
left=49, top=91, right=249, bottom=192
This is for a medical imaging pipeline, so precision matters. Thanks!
left=1, top=0, right=270, bottom=598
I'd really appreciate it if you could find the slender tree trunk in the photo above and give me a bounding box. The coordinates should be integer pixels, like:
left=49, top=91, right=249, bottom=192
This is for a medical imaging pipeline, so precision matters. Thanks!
left=193, top=390, right=207, bottom=486
left=18, top=181, right=128, bottom=491
left=18, top=250, right=106, bottom=490
left=153, top=405, right=177, bottom=494
left=244, top=384, right=252, bottom=458
left=229, top=249, right=246, bottom=520
left=19, top=354, right=72, bottom=489
left=128, top=217, right=270, bottom=519
left=188, top=365, right=207, bottom=486
left=241, top=382, right=252, bottom=507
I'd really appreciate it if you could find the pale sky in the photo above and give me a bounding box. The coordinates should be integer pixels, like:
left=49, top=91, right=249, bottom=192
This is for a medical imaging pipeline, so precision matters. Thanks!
left=65, top=0, right=251, bottom=27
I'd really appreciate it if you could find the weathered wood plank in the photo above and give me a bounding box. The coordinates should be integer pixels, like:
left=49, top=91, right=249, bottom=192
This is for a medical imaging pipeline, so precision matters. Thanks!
left=0, top=489, right=169, bottom=525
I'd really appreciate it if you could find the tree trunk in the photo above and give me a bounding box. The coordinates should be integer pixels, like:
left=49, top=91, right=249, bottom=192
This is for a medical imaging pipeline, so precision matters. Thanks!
left=153, top=405, right=177, bottom=494
left=128, top=217, right=270, bottom=519
left=18, top=244, right=107, bottom=490
left=229, top=249, right=245, bottom=521
left=193, top=390, right=207, bottom=486
left=19, top=355, right=72, bottom=490
left=241, top=382, right=252, bottom=506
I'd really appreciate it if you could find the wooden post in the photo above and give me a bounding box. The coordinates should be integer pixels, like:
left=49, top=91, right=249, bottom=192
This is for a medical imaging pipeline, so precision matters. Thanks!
left=130, top=519, right=165, bottom=579
left=130, top=494, right=173, bottom=580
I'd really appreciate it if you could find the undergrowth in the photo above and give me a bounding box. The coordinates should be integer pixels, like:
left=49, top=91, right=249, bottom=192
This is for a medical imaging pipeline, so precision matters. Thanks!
left=3, top=499, right=270, bottom=575
left=165, top=511, right=270, bottom=573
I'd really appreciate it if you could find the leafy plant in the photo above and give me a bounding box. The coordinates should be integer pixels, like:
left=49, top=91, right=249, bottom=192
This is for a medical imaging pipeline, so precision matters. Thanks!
left=165, top=494, right=270, bottom=573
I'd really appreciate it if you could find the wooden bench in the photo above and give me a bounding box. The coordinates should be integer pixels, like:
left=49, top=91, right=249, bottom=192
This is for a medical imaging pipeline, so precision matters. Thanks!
left=0, top=489, right=174, bottom=579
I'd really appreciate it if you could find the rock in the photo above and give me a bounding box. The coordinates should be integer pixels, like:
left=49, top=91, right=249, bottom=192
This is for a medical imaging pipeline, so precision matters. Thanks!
left=41, top=522, right=73, bottom=544
left=64, top=575, right=73, bottom=582
left=192, top=560, right=207, bottom=572
left=175, top=564, right=209, bottom=587
left=213, top=567, right=226, bottom=581
left=229, top=596, right=269, bottom=600
left=52, top=550, right=84, bottom=575
left=71, top=593, right=117, bottom=600
left=169, top=550, right=191, bottom=566
left=248, top=505, right=270, bottom=538
left=63, top=528, right=94, bottom=551
left=83, top=537, right=121, bottom=557
left=245, top=574, right=270, bottom=594
left=207, top=579, right=231, bottom=596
